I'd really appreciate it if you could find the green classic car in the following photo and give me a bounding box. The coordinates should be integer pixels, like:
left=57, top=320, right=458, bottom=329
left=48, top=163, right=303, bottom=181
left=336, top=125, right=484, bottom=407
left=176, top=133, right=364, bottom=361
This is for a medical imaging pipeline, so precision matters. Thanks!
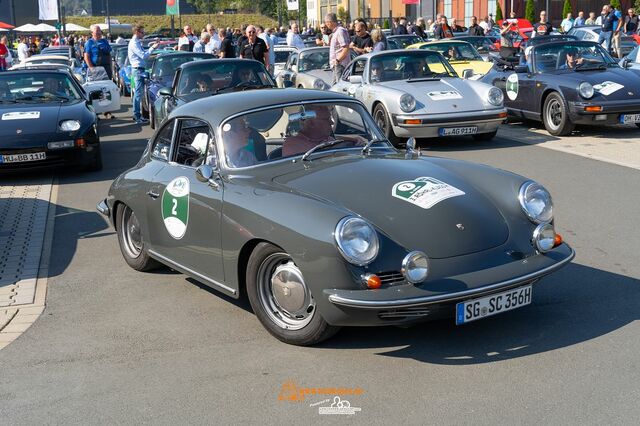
left=98, top=89, right=574, bottom=345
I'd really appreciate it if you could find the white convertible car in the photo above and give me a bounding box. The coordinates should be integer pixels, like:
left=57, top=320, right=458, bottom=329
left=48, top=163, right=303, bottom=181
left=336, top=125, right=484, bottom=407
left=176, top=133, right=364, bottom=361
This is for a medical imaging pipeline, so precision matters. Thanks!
left=330, top=50, right=507, bottom=145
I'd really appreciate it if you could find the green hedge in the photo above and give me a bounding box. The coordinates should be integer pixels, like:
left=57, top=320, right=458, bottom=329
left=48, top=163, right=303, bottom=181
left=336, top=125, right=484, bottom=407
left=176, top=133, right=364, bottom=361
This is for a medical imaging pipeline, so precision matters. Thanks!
left=66, top=14, right=278, bottom=35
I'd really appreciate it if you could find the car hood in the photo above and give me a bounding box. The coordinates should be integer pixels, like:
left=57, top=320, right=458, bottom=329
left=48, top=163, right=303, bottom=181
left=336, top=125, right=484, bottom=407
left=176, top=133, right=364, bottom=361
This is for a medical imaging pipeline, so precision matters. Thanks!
left=378, top=79, right=485, bottom=113
left=448, top=59, right=494, bottom=76
left=302, top=68, right=332, bottom=84
left=272, top=154, right=509, bottom=259
left=556, top=68, right=640, bottom=99
left=0, top=103, right=62, bottom=144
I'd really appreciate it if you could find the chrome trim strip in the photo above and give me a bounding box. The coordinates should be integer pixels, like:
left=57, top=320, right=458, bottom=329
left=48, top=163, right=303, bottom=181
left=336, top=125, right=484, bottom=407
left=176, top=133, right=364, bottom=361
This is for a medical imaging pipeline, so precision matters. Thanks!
left=328, top=247, right=575, bottom=309
left=148, top=249, right=237, bottom=295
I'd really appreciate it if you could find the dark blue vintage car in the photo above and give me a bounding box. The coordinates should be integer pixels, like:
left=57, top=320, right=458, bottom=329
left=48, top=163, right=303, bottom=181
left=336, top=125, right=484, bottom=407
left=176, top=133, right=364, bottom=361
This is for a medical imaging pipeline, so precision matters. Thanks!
left=0, top=69, right=101, bottom=172
left=482, top=40, right=640, bottom=135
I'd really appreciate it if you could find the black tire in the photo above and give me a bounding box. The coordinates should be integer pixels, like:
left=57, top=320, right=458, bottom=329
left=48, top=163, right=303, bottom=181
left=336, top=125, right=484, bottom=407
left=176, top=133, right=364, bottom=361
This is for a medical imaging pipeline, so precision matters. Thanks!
left=119, top=80, right=124, bottom=96
left=472, top=130, right=498, bottom=141
left=86, top=146, right=103, bottom=171
left=141, top=95, right=149, bottom=119
left=246, top=242, right=340, bottom=346
left=373, top=103, right=403, bottom=147
left=115, top=204, right=161, bottom=272
left=542, top=92, right=574, bottom=136
left=150, top=106, right=156, bottom=130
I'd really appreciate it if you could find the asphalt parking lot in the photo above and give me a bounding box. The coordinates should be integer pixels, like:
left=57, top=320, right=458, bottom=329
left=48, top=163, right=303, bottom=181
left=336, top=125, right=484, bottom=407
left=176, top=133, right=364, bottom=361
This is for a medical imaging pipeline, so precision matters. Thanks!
left=1, top=99, right=639, bottom=424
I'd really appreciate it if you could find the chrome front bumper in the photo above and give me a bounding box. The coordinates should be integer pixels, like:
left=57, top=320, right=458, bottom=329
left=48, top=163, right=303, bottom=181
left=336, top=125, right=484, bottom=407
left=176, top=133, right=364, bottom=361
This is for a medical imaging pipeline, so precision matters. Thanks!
left=392, top=109, right=507, bottom=138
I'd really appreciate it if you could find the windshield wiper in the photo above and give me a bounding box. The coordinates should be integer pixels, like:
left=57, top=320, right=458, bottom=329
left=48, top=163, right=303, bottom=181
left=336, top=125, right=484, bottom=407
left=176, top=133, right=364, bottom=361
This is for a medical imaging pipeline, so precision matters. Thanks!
left=238, top=83, right=274, bottom=91
left=301, top=139, right=345, bottom=161
left=575, top=63, right=607, bottom=71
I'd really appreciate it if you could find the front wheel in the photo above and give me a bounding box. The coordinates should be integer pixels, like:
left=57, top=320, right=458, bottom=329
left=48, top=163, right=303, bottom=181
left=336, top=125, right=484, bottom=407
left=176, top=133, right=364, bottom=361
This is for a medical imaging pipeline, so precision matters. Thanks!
left=543, top=92, right=574, bottom=136
left=116, top=204, right=160, bottom=271
left=472, top=130, right=498, bottom=141
left=246, top=242, right=340, bottom=345
left=373, top=103, right=403, bottom=147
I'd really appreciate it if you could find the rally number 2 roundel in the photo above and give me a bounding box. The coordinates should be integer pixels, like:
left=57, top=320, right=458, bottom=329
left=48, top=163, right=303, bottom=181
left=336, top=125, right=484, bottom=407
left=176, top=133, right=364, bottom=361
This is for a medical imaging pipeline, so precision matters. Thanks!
left=506, top=73, right=519, bottom=101
left=162, top=177, right=190, bottom=239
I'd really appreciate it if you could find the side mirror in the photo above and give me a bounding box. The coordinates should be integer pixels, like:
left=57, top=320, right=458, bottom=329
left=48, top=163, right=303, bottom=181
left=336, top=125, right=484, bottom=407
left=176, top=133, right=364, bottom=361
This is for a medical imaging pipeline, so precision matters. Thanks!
left=461, top=69, right=474, bottom=79
left=622, top=57, right=632, bottom=68
left=158, top=87, right=173, bottom=97
left=348, top=75, right=363, bottom=84
left=195, top=164, right=213, bottom=182
left=406, top=137, right=419, bottom=158
left=89, top=90, right=102, bottom=100
left=514, top=65, right=529, bottom=73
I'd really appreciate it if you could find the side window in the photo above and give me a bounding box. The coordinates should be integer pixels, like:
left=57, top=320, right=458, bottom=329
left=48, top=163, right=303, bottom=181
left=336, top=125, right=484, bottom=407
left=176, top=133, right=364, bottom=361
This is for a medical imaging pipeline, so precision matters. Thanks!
left=289, top=54, right=298, bottom=70
left=151, top=120, right=175, bottom=161
left=341, top=62, right=353, bottom=81
left=352, top=59, right=367, bottom=77
left=172, top=119, right=216, bottom=168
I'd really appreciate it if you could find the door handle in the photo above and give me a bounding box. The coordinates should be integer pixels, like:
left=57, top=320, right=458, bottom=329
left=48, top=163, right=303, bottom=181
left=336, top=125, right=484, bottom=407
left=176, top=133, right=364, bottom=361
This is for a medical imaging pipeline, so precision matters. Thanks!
left=147, top=190, right=160, bottom=199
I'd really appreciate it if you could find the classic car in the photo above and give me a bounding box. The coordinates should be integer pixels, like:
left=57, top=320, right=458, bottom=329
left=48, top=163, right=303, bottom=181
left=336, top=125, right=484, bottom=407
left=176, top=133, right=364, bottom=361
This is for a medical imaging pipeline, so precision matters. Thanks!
left=408, top=40, right=493, bottom=78
left=453, top=36, right=501, bottom=61
left=481, top=40, right=640, bottom=135
left=118, top=48, right=175, bottom=97
left=10, top=54, right=85, bottom=82
left=620, top=45, right=640, bottom=71
left=275, top=46, right=357, bottom=90
left=0, top=69, right=102, bottom=172
left=273, top=45, right=297, bottom=76
left=151, top=59, right=276, bottom=129
left=568, top=25, right=638, bottom=57
left=97, top=89, right=574, bottom=345
left=330, top=50, right=506, bottom=144
left=386, top=34, right=425, bottom=50
left=141, top=51, right=211, bottom=120
left=110, top=44, right=128, bottom=86
left=40, top=45, right=74, bottom=59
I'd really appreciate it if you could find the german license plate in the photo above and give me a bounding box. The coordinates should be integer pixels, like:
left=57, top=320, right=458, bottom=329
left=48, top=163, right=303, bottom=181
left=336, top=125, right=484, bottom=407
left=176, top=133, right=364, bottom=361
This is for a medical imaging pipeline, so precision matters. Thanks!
left=620, top=114, right=640, bottom=124
left=0, top=152, right=47, bottom=164
left=439, top=126, right=478, bottom=136
left=456, top=285, right=532, bottom=325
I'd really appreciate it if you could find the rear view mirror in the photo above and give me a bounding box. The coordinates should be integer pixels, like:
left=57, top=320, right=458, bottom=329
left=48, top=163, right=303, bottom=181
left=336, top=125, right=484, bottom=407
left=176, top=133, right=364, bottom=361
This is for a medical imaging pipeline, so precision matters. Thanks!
left=158, top=87, right=173, bottom=97
left=349, top=75, right=363, bottom=84
left=195, top=164, right=213, bottom=182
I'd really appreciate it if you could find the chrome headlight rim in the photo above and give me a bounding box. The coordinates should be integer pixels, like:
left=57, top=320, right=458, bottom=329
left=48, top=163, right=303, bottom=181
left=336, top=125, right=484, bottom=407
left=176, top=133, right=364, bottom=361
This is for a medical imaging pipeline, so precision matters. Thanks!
left=401, top=250, right=430, bottom=284
left=488, top=87, right=504, bottom=106
left=533, top=223, right=556, bottom=253
left=399, top=93, right=416, bottom=112
left=334, top=216, right=379, bottom=266
left=59, top=119, right=81, bottom=132
left=518, top=180, right=554, bottom=224
left=578, top=81, right=594, bottom=99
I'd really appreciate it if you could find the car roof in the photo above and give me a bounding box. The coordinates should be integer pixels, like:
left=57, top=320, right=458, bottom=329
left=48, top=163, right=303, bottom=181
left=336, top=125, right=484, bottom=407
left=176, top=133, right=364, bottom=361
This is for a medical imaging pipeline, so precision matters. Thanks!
left=178, top=58, right=255, bottom=70
left=170, top=89, right=356, bottom=123
left=426, top=40, right=471, bottom=45
left=531, top=40, right=601, bottom=50
left=2, top=68, right=74, bottom=76
left=25, top=55, right=72, bottom=61
left=298, top=46, right=329, bottom=53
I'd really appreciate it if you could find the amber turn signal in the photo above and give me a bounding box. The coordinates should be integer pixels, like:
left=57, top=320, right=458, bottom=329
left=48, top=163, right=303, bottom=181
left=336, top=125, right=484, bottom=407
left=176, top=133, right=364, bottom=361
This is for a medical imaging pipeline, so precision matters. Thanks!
left=499, top=112, right=508, bottom=118
left=75, top=138, right=86, bottom=148
left=403, top=119, right=422, bottom=125
left=362, top=273, right=382, bottom=289
left=554, top=233, right=563, bottom=247
left=584, top=106, right=603, bottom=112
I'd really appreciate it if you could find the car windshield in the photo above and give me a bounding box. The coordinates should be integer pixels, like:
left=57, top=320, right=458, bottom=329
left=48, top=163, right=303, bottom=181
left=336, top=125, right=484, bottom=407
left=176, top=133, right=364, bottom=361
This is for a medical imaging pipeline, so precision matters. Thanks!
left=459, top=37, right=498, bottom=53
left=369, top=51, right=457, bottom=82
left=151, top=54, right=210, bottom=79
left=421, top=42, right=483, bottom=61
left=220, top=101, right=389, bottom=168
left=534, top=43, right=618, bottom=73
left=177, top=61, right=275, bottom=98
left=0, top=73, right=82, bottom=102
left=27, top=58, right=71, bottom=66
left=299, top=50, right=330, bottom=71
left=388, top=36, right=423, bottom=49
left=275, top=50, right=293, bottom=63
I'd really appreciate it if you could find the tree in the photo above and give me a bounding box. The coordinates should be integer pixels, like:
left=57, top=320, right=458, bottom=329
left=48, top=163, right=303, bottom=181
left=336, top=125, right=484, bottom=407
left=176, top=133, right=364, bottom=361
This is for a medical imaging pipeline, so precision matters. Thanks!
left=636, top=1, right=640, bottom=15
left=562, top=0, right=573, bottom=17
left=495, top=1, right=503, bottom=21
left=525, top=0, right=535, bottom=23
left=383, top=19, right=390, bottom=29
left=337, top=6, right=350, bottom=24
left=610, top=0, right=621, bottom=10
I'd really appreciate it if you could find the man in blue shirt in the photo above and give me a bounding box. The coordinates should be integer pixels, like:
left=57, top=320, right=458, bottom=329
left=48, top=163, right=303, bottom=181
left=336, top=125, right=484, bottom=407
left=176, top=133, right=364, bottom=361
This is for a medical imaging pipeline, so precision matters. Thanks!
left=598, top=5, right=617, bottom=54
left=83, top=25, right=112, bottom=79
left=128, top=24, right=158, bottom=124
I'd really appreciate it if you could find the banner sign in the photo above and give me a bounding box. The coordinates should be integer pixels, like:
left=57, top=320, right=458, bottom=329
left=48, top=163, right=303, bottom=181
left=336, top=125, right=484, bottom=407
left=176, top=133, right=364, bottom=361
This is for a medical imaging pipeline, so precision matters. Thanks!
left=166, top=0, right=180, bottom=16
left=287, top=0, right=299, bottom=11
left=39, top=0, right=59, bottom=20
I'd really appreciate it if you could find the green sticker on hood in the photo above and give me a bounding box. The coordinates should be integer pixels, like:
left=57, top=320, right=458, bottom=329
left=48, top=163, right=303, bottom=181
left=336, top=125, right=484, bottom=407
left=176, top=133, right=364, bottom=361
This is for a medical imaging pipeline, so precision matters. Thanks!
left=162, top=176, right=190, bottom=239
left=392, top=177, right=465, bottom=209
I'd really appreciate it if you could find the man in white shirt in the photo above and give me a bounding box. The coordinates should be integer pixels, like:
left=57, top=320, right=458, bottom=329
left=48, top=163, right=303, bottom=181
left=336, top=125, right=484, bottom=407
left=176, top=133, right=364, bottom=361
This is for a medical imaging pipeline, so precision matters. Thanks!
left=286, top=22, right=305, bottom=50
left=206, top=24, right=221, bottom=55
left=193, top=32, right=210, bottom=53
left=177, top=25, right=198, bottom=51
left=17, top=37, right=29, bottom=62
left=128, top=24, right=158, bottom=124
left=479, top=16, right=491, bottom=32
left=257, top=25, right=274, bottom=75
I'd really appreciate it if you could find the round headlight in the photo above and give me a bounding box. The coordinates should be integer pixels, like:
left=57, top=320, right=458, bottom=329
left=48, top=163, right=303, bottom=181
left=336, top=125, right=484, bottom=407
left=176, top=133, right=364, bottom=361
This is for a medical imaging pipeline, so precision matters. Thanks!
left=578, top=82, right=594, bottom=99
left=488, top=87, right=504, bottom=106
left=313, top=79, right=327, bottom=90
left=401, top=251, right=429, bottom=284
left=399, top=93, right=416, bottom=112
left=519, top=181, right=553, bottom=224
left=533, top=223, right=556, bottom=253
left=60, top=120, right=81, bottom=132
left=334, top=217, right=379, bottom=266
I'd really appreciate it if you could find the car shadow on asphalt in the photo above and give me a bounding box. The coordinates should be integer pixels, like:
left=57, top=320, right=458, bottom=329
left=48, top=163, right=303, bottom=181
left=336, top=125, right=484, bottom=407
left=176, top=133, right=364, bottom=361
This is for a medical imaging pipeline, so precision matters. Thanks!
left=318, top=263, right=639, bottom=364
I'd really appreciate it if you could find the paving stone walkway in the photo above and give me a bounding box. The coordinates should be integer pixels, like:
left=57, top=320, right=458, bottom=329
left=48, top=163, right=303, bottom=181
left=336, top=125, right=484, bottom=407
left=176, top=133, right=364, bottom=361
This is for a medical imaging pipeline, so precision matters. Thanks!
left=0, top=179, right=53, bottom=349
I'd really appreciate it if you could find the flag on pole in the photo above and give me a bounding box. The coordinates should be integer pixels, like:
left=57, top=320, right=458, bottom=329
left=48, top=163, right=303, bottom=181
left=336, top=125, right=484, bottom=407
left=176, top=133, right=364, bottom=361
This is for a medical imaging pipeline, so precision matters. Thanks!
left=166, top=0, right=180, bottom=16
left=39, top=0, right=59, bottom=20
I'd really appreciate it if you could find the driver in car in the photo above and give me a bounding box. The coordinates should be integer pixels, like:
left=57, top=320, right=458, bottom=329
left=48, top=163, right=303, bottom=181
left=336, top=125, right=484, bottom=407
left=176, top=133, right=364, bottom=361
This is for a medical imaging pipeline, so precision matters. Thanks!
left=558, top=49, right=584, bottom=70
left=224, top=117, right=260, bottom=168
left=39, top=77, right=68, bottom=98
left=370, top=62, right=385, bottom=82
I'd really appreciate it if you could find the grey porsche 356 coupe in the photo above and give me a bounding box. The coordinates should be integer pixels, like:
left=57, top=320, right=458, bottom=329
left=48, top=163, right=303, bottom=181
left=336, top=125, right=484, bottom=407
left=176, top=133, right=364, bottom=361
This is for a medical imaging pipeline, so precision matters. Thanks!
left=98, top=90, right=574, bottom=345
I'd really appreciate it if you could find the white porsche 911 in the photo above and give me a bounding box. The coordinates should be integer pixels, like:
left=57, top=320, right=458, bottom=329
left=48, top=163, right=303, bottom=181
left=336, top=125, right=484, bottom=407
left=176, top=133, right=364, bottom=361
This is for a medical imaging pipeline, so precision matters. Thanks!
left=330, top=50, right=507, bottom=145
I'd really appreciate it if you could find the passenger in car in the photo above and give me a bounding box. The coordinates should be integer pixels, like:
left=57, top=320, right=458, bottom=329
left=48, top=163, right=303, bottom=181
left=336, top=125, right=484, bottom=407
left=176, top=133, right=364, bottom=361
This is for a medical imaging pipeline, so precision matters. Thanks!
left=223, top=117, right=260, bottom=168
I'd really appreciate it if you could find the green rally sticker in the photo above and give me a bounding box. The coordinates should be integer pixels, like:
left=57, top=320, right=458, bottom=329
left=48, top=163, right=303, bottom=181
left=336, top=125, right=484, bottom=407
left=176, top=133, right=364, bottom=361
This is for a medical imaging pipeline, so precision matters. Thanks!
left=392, top=177, right=465, bottom=209
left=506, top=73, right=519, bottom=101
left=162, top=176, right=190, bottom=239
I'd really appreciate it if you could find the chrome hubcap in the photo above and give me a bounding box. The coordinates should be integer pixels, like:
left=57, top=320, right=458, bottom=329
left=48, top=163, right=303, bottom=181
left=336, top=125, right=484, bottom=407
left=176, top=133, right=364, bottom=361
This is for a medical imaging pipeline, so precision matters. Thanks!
left=547, top=99, right=563, bottom=129
left=374, top=109, right=387, bottom=134
left=122, top=207, right=143, bottom=258
left=257, top=254, right=315, bottom=330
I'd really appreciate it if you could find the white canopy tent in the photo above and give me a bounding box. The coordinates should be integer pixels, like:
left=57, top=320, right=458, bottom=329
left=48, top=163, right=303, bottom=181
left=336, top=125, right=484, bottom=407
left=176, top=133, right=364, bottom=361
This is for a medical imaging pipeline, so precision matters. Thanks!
left=33, top=23, right=57, bottom=32
left=13, top=23, right=40, bottom=32
left=64, top=23, right=90, bottom=32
